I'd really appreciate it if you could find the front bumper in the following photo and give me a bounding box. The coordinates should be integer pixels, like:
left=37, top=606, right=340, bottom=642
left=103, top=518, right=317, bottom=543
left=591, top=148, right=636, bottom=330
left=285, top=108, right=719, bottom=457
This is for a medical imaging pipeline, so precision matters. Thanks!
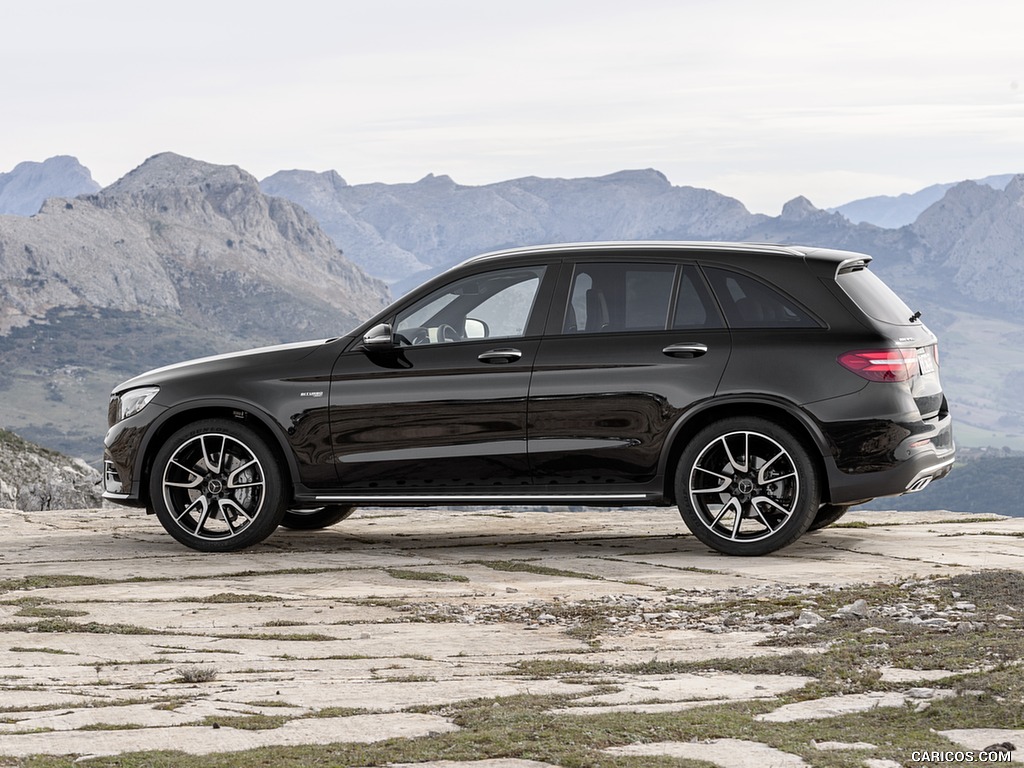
left=102, top=459, right=132, bottom=500
left=101, top=405, right=164, bottom=507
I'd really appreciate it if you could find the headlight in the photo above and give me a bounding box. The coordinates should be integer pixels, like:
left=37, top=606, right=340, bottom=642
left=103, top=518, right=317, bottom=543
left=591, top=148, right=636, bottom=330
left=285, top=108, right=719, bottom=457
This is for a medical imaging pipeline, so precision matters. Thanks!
left=116, top=386, right=160, bottom=422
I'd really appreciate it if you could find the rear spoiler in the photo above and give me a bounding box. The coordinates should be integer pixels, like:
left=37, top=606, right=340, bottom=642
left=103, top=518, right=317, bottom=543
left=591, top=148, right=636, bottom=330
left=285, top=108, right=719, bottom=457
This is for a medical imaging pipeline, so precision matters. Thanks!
left=836, top=257, right=872, bottom=277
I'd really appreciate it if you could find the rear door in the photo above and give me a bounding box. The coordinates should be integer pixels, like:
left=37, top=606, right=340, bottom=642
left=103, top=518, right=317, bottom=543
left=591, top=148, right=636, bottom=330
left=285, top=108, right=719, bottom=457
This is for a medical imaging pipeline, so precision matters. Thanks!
left=527, top=259, right=731, bottom=488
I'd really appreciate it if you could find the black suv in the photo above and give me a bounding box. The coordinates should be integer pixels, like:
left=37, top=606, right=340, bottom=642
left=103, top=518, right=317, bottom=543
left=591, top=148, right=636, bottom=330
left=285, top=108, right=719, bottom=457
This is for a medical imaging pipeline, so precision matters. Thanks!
left=103, top=242, right=954, bottom=556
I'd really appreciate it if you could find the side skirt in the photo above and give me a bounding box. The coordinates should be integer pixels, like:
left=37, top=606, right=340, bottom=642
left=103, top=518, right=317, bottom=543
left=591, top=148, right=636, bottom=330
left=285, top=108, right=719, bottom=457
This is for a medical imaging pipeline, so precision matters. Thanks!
left=295, top=491, right=670, bottom=507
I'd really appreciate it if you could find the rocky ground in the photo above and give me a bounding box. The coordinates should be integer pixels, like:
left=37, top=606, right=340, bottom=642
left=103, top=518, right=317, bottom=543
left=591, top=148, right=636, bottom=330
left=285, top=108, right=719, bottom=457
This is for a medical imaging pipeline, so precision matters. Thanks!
left=0, top=507, right=1021, bottom=767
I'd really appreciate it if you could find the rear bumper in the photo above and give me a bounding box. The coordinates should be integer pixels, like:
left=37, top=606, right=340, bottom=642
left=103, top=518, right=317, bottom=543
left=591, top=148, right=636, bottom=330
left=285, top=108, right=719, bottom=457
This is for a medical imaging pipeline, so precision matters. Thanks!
left=822, top=411, right=955, bottom=505
left=904, top=455, right=955, bottom=493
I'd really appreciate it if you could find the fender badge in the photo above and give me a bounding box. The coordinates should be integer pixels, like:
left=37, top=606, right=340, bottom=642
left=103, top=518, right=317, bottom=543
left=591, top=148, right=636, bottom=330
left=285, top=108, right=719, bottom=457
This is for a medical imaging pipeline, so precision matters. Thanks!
left=300, top=391, right=324, bottom=398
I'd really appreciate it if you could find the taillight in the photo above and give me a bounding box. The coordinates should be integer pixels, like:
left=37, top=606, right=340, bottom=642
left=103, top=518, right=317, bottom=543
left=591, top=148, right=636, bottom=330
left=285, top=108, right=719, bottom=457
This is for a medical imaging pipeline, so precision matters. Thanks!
left=837, top=349, right=919, bottom=382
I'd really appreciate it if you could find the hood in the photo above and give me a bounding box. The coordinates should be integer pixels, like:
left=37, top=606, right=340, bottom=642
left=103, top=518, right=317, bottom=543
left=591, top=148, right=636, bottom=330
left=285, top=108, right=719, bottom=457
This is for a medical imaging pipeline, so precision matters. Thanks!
left=114, top=338, right=336, bottom=392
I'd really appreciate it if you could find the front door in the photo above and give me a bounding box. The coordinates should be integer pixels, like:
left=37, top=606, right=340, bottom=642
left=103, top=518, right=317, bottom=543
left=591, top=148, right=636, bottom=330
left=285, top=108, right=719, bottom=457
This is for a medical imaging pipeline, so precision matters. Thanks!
left=327, top=265, right=550, bottom=492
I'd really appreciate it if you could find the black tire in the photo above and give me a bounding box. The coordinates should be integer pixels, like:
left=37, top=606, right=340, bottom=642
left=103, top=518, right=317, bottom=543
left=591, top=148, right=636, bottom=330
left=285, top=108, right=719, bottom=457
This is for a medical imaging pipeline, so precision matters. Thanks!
left=675, top=417, right=820, bottom=556
left=281, top=505, right=357, bottom=530
left=807, top=503, right=852, bottom=531
left=149, top=419, right=287, bottom=552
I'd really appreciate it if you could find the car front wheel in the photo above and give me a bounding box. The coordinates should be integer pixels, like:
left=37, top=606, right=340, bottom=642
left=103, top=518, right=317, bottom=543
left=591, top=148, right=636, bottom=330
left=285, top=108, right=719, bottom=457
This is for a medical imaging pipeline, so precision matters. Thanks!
left=676, top=417, right=819, bottom=556
left=149, top=419, right=287, bottom=552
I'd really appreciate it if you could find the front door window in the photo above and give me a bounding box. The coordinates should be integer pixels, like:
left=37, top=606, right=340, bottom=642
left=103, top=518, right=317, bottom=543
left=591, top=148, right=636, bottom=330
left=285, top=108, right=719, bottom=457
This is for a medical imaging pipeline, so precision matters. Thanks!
left=396, top=266, right=546, bottom=345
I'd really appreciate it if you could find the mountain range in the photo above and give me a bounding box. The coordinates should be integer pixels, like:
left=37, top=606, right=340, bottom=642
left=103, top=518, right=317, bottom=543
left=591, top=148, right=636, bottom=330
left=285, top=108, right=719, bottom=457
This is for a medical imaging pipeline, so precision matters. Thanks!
left=0, top=153, right=388, bottom=457
left=1, top=154, right=1023, bottom=465
left=828, top=173, right=1017, bottom=228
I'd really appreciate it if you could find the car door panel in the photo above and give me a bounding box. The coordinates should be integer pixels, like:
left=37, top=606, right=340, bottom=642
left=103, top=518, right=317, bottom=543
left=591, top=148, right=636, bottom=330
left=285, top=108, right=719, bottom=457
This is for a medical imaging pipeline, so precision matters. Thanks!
left=528, top=330, right=731, bottom=485
left=527, top=259, right=731, bottom=487
left=327, top=339, right=540, bottom=489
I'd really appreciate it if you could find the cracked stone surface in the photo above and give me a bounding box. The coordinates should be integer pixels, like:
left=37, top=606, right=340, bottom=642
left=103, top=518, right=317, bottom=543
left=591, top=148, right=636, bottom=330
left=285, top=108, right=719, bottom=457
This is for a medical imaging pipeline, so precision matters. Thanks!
left=605, top=738, right=810, bottom=766
left=756, top=689, right=957, bottom=722
left=379, top=762, right=563, bottom=768
left=553, top=671, right=812, bottom=715
left=0, top=506, right=1021, bottom=760
left=0, top=713, right=458, bottom=759
left=812, top=740, right=877, bottom=750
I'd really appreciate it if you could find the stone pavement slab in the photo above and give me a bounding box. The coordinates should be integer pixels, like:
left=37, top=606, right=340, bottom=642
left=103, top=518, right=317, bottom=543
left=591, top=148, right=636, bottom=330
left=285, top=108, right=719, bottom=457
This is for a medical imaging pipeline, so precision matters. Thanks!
left=756, top=689, right=957, bottom=722
left=0, top=712, right=458, bottom=759
left=563, top=671, right=813, bottom=710
left=605, top=738, right=810, bottom=767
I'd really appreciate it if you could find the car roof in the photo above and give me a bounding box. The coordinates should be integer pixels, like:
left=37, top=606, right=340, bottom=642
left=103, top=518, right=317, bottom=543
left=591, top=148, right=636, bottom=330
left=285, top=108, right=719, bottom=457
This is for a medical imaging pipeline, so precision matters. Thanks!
left=460, top=241, right=872, bottom=269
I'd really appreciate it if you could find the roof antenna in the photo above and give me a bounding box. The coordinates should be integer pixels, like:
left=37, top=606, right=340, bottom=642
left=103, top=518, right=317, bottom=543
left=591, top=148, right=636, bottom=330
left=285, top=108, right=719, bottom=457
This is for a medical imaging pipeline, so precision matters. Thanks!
left=909, top=310, right=922, bottom=322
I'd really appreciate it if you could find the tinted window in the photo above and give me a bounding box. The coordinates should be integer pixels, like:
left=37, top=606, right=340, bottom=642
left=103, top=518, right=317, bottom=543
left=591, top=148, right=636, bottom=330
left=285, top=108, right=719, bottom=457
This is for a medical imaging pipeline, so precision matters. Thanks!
left=396, top=266, right=546, bottom=344
left=837, top=267, right=916, bottom=326
left=704, top=267, right=818, bottom=329
left=563, top=263, right=675, bottom=333
left=672, top=265, right=725, bottom=329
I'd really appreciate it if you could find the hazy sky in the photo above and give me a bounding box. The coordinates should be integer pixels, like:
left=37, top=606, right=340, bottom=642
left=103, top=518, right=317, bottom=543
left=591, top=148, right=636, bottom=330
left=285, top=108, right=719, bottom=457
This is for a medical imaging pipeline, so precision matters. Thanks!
left=2, top=0, right=1022, bottom=214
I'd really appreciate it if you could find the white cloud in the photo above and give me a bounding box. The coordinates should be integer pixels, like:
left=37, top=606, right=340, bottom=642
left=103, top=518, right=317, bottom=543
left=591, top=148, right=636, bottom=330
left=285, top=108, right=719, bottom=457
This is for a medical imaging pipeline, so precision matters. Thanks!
left=2, top=0, right=1022, bottom=211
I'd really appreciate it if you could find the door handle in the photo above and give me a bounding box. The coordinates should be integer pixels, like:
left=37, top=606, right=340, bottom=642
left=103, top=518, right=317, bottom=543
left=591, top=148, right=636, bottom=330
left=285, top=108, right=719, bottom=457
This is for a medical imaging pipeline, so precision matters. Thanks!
left=478, top=348, right=523, bottom=364
left=662, top=342, right=709, bottom=358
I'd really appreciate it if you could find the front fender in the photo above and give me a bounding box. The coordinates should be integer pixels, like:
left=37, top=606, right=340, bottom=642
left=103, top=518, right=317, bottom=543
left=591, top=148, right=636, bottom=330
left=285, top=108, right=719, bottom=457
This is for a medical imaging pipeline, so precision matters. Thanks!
left=131, top=397, right=302, bottom=505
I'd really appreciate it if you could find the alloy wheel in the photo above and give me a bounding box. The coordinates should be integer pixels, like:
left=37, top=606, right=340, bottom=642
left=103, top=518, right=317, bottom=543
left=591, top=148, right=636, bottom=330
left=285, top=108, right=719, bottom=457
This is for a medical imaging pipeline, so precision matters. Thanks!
left=161, top=432, right=267, bottom=542
left=687, top=429, right=801, bottom=544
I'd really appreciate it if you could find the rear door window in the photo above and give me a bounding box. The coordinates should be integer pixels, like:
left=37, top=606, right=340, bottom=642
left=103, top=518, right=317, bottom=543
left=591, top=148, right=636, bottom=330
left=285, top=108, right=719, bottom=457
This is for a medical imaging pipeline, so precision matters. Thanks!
left=563, top=263, right=676, bottom=333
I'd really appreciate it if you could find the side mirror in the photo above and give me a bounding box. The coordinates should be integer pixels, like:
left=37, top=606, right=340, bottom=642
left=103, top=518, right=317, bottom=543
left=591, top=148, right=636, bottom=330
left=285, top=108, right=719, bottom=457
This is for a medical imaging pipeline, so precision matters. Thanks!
left=362, top=323, right=395, bottom=350
left=465, top=318, right=489, bottom=339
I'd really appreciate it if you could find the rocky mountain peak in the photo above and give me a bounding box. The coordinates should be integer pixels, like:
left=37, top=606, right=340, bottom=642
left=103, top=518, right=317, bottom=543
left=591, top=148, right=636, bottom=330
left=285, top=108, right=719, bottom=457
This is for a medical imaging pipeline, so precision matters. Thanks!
left=259, top=168, right=349, bottom=198
left=1003, top=173, right=1024, bottom=200
left=103, top=152, right=256, bottom=197
left=597, top=168, right=671, bottom=187
left=0, top=153, right=389, bottom=338
left=0, top=155, right=100, bottom=216
left=912, top=180, right=1003, bottom=254
left=779, top=196, right=822, bottom=221
left=415, top=173, right=457, bottom=188
left=98, top=152, right=293, bottom=229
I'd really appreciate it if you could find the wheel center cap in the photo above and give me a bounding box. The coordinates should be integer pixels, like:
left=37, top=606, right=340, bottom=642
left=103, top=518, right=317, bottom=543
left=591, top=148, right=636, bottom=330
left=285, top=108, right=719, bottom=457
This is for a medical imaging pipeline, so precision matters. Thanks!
left=736, top=478, right=755, bottom=495
left=206, top=479, right=224, bottom=495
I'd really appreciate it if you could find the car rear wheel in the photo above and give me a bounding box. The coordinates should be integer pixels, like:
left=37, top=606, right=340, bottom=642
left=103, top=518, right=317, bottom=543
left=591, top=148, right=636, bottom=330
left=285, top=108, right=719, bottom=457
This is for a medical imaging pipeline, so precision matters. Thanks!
left=149, top=419, right=286, bottom=552
left=281, top=505, right=356, bottom=530
left=676, top=417, right=819, bottom=556
left=807, top=503, right=851, bottom=531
